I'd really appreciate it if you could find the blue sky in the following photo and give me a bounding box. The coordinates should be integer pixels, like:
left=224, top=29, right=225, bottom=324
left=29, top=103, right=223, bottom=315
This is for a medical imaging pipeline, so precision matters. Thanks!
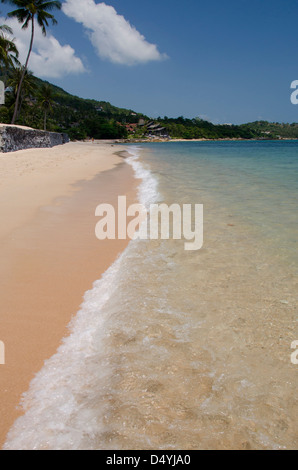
left=1, top=0, right=298, bottom=124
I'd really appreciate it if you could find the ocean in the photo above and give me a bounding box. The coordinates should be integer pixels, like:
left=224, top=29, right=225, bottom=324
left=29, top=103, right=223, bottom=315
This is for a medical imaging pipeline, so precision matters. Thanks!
left=4, top=141, right=298, bottom=450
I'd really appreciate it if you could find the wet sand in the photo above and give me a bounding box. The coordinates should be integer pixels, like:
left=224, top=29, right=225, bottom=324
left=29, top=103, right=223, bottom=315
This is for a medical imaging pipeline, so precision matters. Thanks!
left=0, top=142, right=138, bottom=447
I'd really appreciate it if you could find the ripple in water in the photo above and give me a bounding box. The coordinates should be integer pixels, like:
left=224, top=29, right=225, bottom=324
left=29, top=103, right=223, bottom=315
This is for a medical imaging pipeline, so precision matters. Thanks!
left=4, top=142, right=298, bottom=450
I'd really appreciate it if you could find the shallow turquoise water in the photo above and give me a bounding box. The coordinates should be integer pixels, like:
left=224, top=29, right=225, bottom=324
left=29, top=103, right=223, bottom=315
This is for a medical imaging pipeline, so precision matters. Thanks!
left=4, top=141, right=297, bottom=450
left=138, top=140, right=298, bottom=272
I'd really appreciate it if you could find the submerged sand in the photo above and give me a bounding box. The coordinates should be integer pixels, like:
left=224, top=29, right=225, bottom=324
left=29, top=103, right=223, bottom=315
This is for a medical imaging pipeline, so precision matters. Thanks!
left=0, top=141, right=138, bottom=446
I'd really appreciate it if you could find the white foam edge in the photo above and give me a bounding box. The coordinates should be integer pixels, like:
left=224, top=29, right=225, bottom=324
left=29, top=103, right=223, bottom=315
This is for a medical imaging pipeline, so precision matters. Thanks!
left=3, top=145, right=159, bottom=450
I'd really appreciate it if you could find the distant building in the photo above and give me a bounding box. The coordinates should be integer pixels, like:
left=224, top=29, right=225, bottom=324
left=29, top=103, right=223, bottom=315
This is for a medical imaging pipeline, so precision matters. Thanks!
left=125, top=123, right=138, bottom=133
left=146, top=122, right=169, bottom=138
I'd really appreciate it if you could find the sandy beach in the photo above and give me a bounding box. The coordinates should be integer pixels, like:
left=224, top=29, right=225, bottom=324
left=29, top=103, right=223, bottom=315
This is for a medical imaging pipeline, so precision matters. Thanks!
left=0, top=141, right=138, bottom=447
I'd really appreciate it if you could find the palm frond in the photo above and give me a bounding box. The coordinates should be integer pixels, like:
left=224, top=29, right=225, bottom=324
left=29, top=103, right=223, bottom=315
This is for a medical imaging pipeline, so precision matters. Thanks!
left=1, top=0, right=61, bottom=124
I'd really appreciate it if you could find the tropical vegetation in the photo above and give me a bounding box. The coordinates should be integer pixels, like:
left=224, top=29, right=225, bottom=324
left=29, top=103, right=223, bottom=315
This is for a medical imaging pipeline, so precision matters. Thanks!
left=1, top=0, right=61, bottom=124
left=0, top=23, right=19, bottom=80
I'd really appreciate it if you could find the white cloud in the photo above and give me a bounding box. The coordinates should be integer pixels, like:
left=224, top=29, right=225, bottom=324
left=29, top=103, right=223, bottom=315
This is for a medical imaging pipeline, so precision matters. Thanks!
left=1, top=17, right=86, bottom=78
left=62, top=0, right=167, bottom=65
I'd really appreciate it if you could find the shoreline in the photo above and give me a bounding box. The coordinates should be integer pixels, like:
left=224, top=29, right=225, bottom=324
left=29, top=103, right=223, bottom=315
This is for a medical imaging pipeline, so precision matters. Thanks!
left=115, top=138, right=298, bottom=144
left=1, top=140, right=297, bottom=450
left=0, top=142, right=139, bottom=447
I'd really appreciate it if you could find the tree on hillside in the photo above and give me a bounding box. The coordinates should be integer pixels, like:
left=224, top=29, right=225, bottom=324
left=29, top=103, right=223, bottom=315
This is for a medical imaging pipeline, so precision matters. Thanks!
left=1, top=0, right=61, bottom=125
left=38, top=82, right=53, bottom=130
left=8, top=65, right=35, bottom=120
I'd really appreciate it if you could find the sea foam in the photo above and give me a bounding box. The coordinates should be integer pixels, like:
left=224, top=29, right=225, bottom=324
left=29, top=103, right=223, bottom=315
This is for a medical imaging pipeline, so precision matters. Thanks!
left=3, top=146, right=158, bottom=450
left=4, top=142, right=297, bottom=450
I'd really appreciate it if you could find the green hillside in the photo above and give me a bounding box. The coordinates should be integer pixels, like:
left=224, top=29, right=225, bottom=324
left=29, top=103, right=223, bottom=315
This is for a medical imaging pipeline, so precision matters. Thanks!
left=239, top=121, right=298, bottom=139
left=1, top=74, right=298, bottom=141
left=0, top=75, right=146, bottom=140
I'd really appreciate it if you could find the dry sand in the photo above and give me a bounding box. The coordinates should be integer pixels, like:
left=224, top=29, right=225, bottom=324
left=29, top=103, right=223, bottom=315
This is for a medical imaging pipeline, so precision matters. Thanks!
left=0, top=141, right=138, bottom=447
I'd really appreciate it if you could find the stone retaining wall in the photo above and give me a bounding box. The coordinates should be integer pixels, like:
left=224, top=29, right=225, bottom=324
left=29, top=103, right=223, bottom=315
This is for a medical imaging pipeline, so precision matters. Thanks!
left=0, top=125, right=69, bottom=153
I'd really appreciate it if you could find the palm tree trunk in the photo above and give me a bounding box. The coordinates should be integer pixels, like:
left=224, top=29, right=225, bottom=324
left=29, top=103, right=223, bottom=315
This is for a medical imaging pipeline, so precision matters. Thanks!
left=11, top=15, right=35, bottom=125
left=17, top=96, right=23, bottom=121
left=44, top=110, right=47, bottom=131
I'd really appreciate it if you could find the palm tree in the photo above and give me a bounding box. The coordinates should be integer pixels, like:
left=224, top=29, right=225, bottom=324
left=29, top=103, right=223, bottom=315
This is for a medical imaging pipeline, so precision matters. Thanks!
left=0, top=24, right=19, bottom=84
left=8, top=65, right=35, bottom=120
left=1, top=0, right=61, bottom=124
left=38, top=82, right=53, bottom=130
